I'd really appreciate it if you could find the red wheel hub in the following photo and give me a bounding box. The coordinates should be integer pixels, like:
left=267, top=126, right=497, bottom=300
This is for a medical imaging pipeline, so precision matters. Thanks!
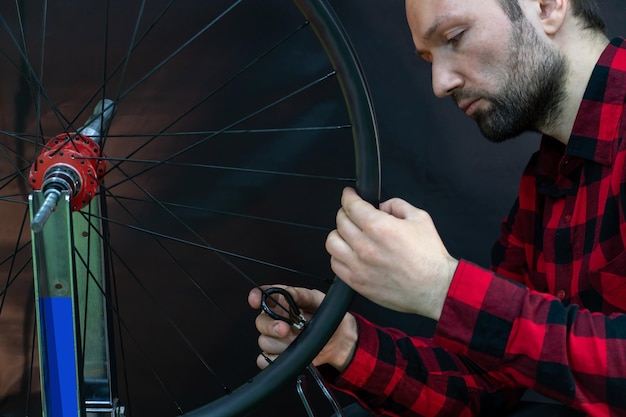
left=29, top=133, right=107, bottom=211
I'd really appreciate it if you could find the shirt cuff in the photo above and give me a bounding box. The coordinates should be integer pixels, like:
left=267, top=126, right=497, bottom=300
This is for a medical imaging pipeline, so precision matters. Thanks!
left=331, top=313, right=378, bottom=388
left=434, top=259, right=526, bottom=370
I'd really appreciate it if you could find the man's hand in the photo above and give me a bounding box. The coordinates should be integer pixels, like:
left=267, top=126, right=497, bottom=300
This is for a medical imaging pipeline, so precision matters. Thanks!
left=325, top=187, right=458, bottom=320
left=248, top=285, right=358, bottom=371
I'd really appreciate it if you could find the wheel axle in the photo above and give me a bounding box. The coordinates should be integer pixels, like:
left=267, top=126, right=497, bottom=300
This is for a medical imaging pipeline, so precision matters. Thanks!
left=29, top=99, right=114, bottom=232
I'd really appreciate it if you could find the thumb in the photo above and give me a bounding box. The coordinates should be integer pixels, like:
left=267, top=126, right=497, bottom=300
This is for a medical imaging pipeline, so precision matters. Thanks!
left=379, top=197, right=422, bottom=220
left=283, top=286, right=326, bottom=314
left=248, top=285, right=325, bottom=314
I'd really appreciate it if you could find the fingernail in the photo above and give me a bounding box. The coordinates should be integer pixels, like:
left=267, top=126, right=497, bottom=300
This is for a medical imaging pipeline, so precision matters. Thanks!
left=273, top=324, right=281, bottom=336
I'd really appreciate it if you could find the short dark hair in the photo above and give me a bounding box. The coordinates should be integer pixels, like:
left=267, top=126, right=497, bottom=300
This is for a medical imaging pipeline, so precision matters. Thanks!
left=497, top=0, right=606, bottom=33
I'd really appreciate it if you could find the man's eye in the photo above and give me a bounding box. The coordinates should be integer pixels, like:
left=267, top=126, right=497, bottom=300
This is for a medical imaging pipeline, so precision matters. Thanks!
left=447, top=31, right=464, bottom=45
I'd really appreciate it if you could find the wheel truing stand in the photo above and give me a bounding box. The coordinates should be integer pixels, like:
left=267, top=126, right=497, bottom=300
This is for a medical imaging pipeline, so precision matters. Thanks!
left=29, top=100, right=124, bottom=417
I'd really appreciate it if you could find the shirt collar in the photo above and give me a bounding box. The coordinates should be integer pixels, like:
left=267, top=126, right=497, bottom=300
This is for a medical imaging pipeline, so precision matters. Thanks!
left=566, top=37, right=626, bottom=166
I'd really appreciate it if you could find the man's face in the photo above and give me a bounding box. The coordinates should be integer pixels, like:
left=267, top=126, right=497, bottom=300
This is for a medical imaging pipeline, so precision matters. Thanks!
left=406, top=0, right=567, bottom=142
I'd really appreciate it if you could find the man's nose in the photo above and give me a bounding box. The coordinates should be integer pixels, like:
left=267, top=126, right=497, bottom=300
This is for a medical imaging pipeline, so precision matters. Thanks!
left=431, top=60, right=463, bottom=98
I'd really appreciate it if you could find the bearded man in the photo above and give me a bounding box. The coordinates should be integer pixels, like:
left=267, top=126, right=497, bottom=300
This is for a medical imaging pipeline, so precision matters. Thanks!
left=250, top=0, right=626, bottom=415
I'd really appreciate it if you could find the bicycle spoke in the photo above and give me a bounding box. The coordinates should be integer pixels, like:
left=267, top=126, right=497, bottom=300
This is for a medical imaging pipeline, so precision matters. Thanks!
left=105, top=71, right=337, bottom=191
left=116, top=225, right=320, bottom=283
left=103, top=195, right=332, bottom=232
left=92, top=156, right=354, bottom=182
left=118, top=1, right=245, bottom=103
left=105, top=20, right=312, bottom=169
left=0, top=7, right=72, bottom=138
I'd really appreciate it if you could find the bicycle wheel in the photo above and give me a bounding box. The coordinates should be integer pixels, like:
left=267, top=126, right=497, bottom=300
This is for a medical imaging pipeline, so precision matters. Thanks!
left=0, top=0, right=380, bottom=416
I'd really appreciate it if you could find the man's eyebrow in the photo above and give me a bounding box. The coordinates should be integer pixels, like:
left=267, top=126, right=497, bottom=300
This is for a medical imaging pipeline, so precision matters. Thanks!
left=423, top=13, right=456, bottom=40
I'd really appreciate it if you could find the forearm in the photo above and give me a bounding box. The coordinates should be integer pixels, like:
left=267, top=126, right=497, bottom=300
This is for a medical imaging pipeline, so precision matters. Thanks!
left=327, top=314, right=525, bottom=417
left=435, top=260, right=626, bottom=415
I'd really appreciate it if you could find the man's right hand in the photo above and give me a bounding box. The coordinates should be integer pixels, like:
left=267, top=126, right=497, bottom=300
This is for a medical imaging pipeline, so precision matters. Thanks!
left=248, top=285, right=358, bottom=372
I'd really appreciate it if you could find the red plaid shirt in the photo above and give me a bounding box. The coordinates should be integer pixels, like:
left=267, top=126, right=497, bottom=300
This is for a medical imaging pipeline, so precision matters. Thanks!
left=332, top=38, right=626, bottom=416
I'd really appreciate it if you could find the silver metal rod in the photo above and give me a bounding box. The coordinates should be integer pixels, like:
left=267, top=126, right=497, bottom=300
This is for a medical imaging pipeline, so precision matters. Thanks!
left=295, top=365, right=346, bottom=417
left=78, top=99, right=116, bottom=144
left=306, top=365, right=345, bottom=417
left=296, top=374, right=316, bottom=417
left=30, top=189, right=61, bottom=233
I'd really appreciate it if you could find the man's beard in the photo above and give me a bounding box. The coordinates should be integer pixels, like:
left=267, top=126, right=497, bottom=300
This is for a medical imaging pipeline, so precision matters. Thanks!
left=453, top=17, right=568, bottom=143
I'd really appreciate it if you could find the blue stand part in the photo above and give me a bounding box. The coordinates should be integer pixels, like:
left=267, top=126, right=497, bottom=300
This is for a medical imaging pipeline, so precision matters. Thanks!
left=40, top=297, right=81, bottom=417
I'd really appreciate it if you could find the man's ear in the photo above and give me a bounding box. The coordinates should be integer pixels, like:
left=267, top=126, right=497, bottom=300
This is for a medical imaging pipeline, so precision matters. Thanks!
left=519, top=0, right=568, bottom=36
left=536, top=0, right=568, bottom=35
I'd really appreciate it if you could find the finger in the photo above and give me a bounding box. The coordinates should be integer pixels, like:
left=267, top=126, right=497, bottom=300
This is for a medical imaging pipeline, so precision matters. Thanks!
left=341, top=187, right=381, bottom=230
left=255, top=311, right=292, bottom=338
left=329, top=255, right=352, bottom=281
left=279, top=286, right=325, bottom=313
left=258, top=334, right=293, bottom=355
left=335, top=207, right=364, bottom=247
left=256, top=353, right=277, bottom=370
left=325, top=228, right=354, bottom=260
left=248, top=287, right=262, bottom=309
left=248, top=284, right=290, bottom=311
left=379, top=197, right=424, bottom=220
left=326, top=229, right=357, bottom=280
left=252, top=285, right=325, bottom=326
